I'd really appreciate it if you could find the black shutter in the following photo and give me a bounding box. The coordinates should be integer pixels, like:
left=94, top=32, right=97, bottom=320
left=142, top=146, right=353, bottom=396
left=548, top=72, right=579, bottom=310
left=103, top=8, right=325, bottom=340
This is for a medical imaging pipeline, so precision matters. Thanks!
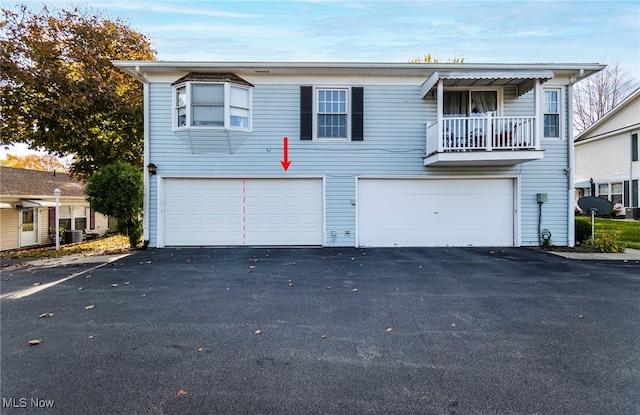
left=624, top=180, right=630, bottom=207
left=633, top=180, right=639, bottom=207
left=48, top=207, right=56, bottom=230
left=632, top=133, right=638, bottom=162
left=351, top=87, right=364, bottom=141
left=300, top=86, right=313, bottom=140
left=90, top=208, right=96, bottom=230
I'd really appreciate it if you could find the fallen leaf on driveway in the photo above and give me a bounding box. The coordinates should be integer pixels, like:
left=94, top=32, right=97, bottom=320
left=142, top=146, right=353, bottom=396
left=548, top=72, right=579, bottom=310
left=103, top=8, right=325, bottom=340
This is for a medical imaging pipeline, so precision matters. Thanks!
left=28, top=339, right=43, bottom=346
left=111, top=283, right=118, bottom=288
left=124, top=281, right=131, bottom=285
left=249, top=265, right=256, bottom=269
left=321, top=335, right=327, bottom=339
left=451, top=323, right=457, bottom=328
left=77, top=287, right=84, bottom=291
left=197, top=347, right=203, bottom=352
left=579, top=315, right=585, bottom=319
left=352, top=288, right=358, bottom=292
left=38, top=313, right=54, bottom=318
left=176, top=389, right=188, bottom=397
left=386, top=327, right=393, bottom=333
left=244, top=322, right=250, bottom=327
left=85, top=305, right=95, bottom=310
left=254, top=329, right=262, bottom=335
left=32, top=282, right=41, bottom=286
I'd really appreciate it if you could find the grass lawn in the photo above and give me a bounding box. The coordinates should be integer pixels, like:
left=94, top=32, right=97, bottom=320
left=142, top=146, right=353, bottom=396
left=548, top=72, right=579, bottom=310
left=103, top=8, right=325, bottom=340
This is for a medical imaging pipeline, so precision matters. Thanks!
left=0, top=235, right=131, bottom=259
left=575, top=216, right=640, bottom=250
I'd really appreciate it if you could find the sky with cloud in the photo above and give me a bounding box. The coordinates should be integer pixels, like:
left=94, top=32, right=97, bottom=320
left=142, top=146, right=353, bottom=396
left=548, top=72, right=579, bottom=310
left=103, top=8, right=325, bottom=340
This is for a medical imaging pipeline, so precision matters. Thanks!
left=2, top=0, right=639, bottom=158
left=11, top=0, right=639, bottom=72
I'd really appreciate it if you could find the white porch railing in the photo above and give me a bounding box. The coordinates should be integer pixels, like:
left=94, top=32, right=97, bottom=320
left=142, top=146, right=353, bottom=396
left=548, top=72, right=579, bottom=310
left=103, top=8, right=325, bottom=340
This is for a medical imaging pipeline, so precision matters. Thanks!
left=427, top=114, right=539, bottom=155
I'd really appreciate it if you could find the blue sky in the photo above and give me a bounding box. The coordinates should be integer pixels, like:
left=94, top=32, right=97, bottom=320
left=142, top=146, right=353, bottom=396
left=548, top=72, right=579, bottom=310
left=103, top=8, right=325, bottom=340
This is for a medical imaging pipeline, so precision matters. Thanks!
left=11, top=0, right=640, bottom=73
left=2, top=0, right=639, bottom=158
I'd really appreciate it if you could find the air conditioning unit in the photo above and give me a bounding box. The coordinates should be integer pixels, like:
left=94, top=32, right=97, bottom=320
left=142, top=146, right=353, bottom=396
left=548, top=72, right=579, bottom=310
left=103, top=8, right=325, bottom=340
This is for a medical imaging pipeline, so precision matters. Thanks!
left=625, top=207, right=640, bottom=219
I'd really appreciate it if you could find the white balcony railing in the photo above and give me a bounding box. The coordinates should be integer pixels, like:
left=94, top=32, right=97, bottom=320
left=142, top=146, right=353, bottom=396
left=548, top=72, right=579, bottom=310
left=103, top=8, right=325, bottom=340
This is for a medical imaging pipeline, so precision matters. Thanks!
left=427, top=114, right=539, bottom=156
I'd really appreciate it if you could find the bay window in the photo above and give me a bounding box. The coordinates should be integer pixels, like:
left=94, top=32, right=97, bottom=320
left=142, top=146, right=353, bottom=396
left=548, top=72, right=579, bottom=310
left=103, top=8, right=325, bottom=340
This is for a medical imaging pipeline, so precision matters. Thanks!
left=172, top=74, right=252, bottom=131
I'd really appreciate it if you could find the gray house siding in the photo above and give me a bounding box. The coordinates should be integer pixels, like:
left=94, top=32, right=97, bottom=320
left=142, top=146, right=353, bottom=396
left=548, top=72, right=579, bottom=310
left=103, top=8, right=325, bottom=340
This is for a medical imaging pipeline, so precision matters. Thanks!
left=146, top=80, right=571, bottom=247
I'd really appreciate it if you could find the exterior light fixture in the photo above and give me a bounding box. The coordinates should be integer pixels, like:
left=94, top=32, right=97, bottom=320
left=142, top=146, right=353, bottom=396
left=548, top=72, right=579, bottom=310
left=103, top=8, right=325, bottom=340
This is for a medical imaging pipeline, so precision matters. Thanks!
left=147, top=163, right=157, bottom=176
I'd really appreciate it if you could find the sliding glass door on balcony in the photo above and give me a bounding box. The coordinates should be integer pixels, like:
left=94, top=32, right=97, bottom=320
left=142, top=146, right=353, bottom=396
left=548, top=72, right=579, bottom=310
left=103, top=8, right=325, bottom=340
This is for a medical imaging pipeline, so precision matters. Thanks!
left=443, top=90, right=498, bottom=149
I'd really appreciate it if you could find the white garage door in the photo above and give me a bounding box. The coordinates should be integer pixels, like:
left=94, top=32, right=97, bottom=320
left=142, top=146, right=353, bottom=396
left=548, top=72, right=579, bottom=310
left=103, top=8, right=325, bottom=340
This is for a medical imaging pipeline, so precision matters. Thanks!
left=357, top=178, right=514, bottom=247
left=163, top=178, right=323, bottom=246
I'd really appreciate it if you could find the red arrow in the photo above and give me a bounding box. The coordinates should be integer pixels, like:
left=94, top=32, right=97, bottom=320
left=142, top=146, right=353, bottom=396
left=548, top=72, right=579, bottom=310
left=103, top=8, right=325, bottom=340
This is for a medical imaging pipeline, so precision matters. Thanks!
left=280, top=136, right=291, bottom=171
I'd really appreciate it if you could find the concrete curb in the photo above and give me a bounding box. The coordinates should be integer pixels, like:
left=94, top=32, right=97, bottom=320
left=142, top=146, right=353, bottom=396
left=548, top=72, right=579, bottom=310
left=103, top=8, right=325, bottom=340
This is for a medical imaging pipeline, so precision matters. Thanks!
left=548, top=248, right=640, bottom=261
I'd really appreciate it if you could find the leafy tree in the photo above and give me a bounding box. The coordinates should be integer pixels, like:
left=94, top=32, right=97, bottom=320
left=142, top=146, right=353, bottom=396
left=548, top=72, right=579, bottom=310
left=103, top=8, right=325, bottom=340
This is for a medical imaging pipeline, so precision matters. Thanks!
left=1, top=153, right=68, bottom=172
left=573, top=62, right=639, bottom=134
left=85, top=161, right=143, bottom=248
left=1, top=5, right=156, bottom=179
left=410, top=53, right=466, bottom=63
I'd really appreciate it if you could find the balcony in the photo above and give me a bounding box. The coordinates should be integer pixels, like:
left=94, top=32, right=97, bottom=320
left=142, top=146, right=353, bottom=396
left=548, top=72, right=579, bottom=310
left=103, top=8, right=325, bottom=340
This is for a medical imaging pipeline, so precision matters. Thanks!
left=424, top=113, right=544, bottom=167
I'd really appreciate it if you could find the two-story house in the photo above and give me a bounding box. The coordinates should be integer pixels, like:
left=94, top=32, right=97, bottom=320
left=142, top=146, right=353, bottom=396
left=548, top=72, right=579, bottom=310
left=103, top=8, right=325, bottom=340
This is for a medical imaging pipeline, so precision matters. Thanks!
left=112, top=61, right=604, bottom=248
left=574, top=88, right=640, bottom=218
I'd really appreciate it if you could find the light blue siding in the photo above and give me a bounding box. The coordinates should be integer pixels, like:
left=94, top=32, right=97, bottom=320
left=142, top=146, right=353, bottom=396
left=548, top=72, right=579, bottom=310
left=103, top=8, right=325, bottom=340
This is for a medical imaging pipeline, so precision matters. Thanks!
left=147, top=81, right=571, bottom=247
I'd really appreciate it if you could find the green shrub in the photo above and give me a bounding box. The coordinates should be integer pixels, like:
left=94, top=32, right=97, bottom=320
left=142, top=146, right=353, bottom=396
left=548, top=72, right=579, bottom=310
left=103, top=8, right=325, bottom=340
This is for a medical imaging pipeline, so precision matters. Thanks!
left=575, top=218, right=592, bottom=244
left=593, top=231, right=625, bottom=253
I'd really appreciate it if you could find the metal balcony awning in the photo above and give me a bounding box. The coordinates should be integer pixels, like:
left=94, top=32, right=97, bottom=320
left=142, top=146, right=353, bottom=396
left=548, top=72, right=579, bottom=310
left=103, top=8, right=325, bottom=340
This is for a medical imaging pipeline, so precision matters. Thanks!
left=421, top=70, right=554, bottom=98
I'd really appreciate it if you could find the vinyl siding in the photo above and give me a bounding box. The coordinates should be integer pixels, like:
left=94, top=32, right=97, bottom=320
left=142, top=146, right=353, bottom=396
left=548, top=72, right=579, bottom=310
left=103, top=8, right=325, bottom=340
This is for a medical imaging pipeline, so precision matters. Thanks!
left=146, top=79, right=571, bottom=247
left=575, top=132, right=633, bottom=180
left=0, top=207, right=19, bottom=251
left=584, top=96, right=640, bottom=138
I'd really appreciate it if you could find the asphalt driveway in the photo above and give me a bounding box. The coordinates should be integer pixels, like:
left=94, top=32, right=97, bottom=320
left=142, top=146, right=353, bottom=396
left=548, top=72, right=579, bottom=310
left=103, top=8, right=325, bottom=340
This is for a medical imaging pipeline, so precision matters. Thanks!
left=1, top=247, right=639, bottom=415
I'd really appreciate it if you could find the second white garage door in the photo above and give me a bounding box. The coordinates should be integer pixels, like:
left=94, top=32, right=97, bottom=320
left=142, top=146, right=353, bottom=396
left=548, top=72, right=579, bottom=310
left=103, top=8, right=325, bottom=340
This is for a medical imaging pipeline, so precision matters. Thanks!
left=357, top=178, right=515, bottom=247
left=163, top=178, right=323, bottom=246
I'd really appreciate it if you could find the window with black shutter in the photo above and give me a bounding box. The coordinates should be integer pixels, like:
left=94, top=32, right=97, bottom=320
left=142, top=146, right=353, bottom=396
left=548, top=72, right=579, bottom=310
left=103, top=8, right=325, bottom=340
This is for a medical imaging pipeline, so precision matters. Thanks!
left=300, top=86, right=364, bottom=141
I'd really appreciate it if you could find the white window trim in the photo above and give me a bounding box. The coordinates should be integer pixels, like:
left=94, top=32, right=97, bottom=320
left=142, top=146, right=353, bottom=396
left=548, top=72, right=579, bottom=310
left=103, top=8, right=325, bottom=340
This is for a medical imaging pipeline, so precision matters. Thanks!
left=313, top=86, right=351, bottom=142
left=172, top=81, right=252, bottom=132
left=542, top=87, right=562, bottom=140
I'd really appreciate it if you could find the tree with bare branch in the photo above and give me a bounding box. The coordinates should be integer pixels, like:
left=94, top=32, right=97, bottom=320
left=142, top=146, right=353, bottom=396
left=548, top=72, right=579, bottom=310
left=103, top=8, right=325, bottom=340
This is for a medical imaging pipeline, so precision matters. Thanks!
left=573, top=62, right=639, bottom=134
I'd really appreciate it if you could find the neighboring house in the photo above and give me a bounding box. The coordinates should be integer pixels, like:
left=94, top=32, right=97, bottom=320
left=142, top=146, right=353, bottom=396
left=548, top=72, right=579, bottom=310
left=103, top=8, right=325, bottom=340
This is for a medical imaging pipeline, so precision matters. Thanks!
left=574, top=88, right=640, bottom=218
left=0, top=167, right=110, bottom=251
left=112, top=61, right=604, bottom=248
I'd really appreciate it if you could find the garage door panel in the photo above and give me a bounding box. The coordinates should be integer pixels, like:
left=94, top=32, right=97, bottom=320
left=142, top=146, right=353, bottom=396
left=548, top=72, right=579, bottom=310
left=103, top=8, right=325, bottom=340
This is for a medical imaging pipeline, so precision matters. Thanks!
left=164, top=178, right=322, bottom=246
left=358, top=179, right=514, bottom=247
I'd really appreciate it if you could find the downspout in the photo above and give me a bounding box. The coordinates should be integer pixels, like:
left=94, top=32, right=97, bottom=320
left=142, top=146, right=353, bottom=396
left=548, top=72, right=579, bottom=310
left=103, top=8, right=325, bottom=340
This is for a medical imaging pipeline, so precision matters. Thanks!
left=135, top=65, right=151, bottom=248
left=567, top=69, right=584, bottom=247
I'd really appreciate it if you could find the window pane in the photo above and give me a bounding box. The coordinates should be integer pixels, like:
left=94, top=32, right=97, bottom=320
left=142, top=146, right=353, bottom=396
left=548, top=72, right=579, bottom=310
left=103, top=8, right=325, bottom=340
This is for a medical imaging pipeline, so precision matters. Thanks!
left=75, top=217, right=87, bottom=230
left=192, top=84, right=224, bottom=105
left=612, top=194, right=623, bottom=205
left=230, top=108, right=249, bottom=128
left=545, top=91, right=558, bottom=113
left=176, top=87, right=186, bottom=107
left=612, top=182, right=623, bottom=194
left=598, top=184, right=609, bottom=197
left=193, top=106, right=224, bottom=126
left=177, top=107, right=187, bottom=127
left=59, top=218, right=71, bottom=231
left=471, top=91, right=497, bottom=115
left=544, top=114, right=559, bottom=137
left=230, top=86, right=249, bottom=108
left=318, top=114, right=346, bottom=138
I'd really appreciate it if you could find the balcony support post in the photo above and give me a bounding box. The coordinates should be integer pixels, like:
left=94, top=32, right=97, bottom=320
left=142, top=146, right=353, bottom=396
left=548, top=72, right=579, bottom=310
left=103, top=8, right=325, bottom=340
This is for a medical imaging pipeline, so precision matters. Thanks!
left=534, top=79, right=542, bottom=150
left=437, top=79, right=444, bottom=153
